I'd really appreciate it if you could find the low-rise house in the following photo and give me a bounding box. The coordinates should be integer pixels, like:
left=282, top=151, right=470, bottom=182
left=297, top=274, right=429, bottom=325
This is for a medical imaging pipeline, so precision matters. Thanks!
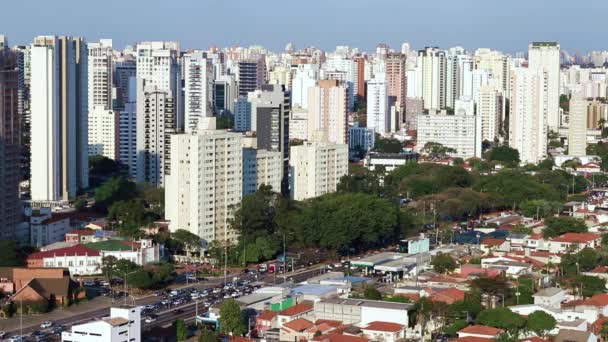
left=583, top=266, right=608, bottom=280
left=30, top=212, right=71, bottom=248
left=256, top=310, right=277, bottom=336
left=457, top=325, right=503, bottom=339
left=65, top=229, right=97, bottom=243
left=27, top=245, right=102, bottom=276
left=276, top=303, right=314, bottom=328
left=280, top=318, right=314, bottom=341
left=86, top=239, right=161, bottom=265
left=533, top=287, right=566, bottom=308
left=314, top=298, right=412, bottom=326
left=61, top=306, right=141, bottom=342
left=547, top=233, right=601, bottom=254
left=480, top=256, right=532, bottom=276
left=556, top=319, right=588, bottom=332
left=510, top=304, right=598, bottom=325
left=313, top=333, right=369, bottom=342
left=554, top=329, right=597, bottom=342
left=480, top=238, right=510, bottom=254
left=425, top=288, right=466, bottom=305
left=4, top=268, right=82, bottom=307
left=361, top=321, right=405, bottom=342
left=576, top=162, right=601, bottom=174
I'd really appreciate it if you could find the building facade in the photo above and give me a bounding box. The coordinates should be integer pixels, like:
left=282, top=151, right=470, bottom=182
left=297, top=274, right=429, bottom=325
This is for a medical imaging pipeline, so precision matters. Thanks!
left=243, top=148, right=283, bottom=195
left=184, top=51, right=213, bottom=132
left=416, top=110, right=482, bottom=159
left=307, top=80, right=348, bottom=144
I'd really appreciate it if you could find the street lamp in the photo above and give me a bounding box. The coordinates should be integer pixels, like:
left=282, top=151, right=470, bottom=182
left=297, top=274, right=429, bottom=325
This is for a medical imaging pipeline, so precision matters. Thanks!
left=115, top=270, right=139, bottom=305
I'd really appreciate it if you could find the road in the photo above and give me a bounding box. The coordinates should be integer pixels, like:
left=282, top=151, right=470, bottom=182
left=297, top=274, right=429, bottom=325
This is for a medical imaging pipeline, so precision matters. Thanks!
left=2, top=264, right=327, bottom=340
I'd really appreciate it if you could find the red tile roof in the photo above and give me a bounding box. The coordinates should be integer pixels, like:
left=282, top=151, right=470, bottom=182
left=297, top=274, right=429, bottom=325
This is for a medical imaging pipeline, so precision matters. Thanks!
left=313, top=333, right=368, bottom=342
left=589, top=316, right=608, bottom=335
left=66, top=229, right=96, bottom=236
left=283, top=318, right=314, bottom=332
left=582, top=293, right=608, bottom=307
left=279, top=303, right=314, bottom=317
left=27, top=244, right=100, bottom=260
left=551, top=233, right=601, bottom=243
left=257, top=310, right=277, bottom=321
left=454, top=337, right=494, bottom=342
left=362, top=321, right=404, bottom=332
left=481, top=238, right=506, bottom=247
left=458, top=325, right=503, bottom=337
left=314, top=320, right=343, bottom=328
left=519, top=338, right=550, bottom=342
left=430, top=288, right=466, bottom=304
left=590, top=266, right=608, bottom=274
left=529, top=233, right=544, bottom=240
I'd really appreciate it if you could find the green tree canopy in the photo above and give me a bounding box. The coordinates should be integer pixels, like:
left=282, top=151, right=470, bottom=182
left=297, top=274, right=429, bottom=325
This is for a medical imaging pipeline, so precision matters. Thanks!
left=219, top=299, right=246, bottom=336
left=484, top=145, right=520, bottom=167
left=363, top=285, right=382, bottom=300
left=431, top=253, right=456, bottom=274
left=176, top=319, right=187, bottom=341
left=373, top=135, right=403, bottom=153
left=421, top=142, right=457, bottom=160
left=543, top=216, right=587, bottom=238
left=94, top=177, right=137, bottom=210
left=519, top=200, right=562, bottom=219
left=476, top=307, right=526, bottom=334
left=526, top=310, right=556, bottom=337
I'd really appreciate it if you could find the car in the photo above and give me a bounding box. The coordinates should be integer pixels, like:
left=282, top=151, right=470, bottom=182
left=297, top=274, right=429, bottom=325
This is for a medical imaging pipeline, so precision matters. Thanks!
left=40, top=321, right=53, bottom=329
left=145, top=314, right=158, bottom=323
left=174, top=308, right=184, bottom=314
left=83, top=280, right=95, bottom=286
left=8, top=335, right=22, bottom=342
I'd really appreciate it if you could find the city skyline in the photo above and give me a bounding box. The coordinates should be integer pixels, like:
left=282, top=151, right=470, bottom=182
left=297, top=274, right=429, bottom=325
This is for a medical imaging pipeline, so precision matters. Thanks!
left=2, top=0, right=607, bottom=54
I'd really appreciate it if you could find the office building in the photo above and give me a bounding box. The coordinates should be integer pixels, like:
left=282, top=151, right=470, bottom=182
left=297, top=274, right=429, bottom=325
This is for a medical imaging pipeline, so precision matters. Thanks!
left=62, top=306, right=141, bottom=342
left=290, top=142, right=348, bottom=201
left=214, top=74, right=237, bottom=115
left=349, top=123, right=375, bottom=153
left=243, top=148, right=283, bottom=195
left=136, top=81, right=176, bottom=187
left=367, top=73, right=389, bottom=134
left=184, top=51, right=213, bottom=132
left=509, top=67, right=548, bottom=164
left=114, top=59, right=136, bottom=110
left=528, top=42, right=560, bottom=129
left=119, top=77, right=137, bottom=179
left=30, top=36, right=88, bottom=203
left=0, top=48, right=21, bottom=239
left=234, top=96, right=252, bottom=131
left=418, top=47, right=447, bottom=110
left=238, top=58, right=265, bottom=96
left=385, top=54, right=407, bottom=112
left=416, top=109, right=482, bottom=159
left=165, top=118, right=242, bottom=244
left=307, top=80, right=348, bottom=144
left=568, top=97, right=588, bottom=157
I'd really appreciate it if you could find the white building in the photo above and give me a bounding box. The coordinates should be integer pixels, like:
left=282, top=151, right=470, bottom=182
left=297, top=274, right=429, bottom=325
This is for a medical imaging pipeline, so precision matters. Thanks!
left=289, top=108, right=309, bottom=141
left=509, top=67, right=548, bottom=164
left=30, top=211, right=71, bottom=248
left=243, top=148, right=283, bottom=195
left=289, top=142, right=348, bottom=201
left=474, top=48, right=512, bottom=101
left=528, top=42, right=560, bottom=129
left=136, top=82, right=176, bottom=187
left=569, top=97, right=588, bottom=157
left=367, top=73, right=389, bottom=134
left=477, top=85, right=503, bottom=142
left=416, top=110, right=482, bottom=158
left=214, top=74, right=237, bottom=115
left=165, top=118, right=242, bottom=244
left=291, top=65, right=318, bottom=109
left=418, top=47, right=447, bottom=110
left=87, top=39, right=113, bottom=112
left=62, top=306, right=141, bottom=342
left=307, top=80, right=348, bottom=144
left=30, top=36, right=88, bottom=203
left=88, top=106, right=117, bottom=159
left=184, top=51, right=213, bottom=132
left=119, top=77, right=138, bottom=179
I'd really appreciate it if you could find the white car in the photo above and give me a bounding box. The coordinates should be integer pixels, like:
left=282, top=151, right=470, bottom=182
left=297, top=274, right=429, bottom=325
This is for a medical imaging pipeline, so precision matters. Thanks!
left=40, top=321, right=53, bottom=329
left=8, top=335, right=22, bottom=342
left=0, top=331, right=5, bottom=338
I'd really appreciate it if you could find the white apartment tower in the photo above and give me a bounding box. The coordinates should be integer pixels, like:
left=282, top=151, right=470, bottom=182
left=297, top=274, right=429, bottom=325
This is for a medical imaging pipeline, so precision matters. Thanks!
left=474, top=48, right=512, bottom=101
left=528, top=42, right=560, bottom=129
left=307, top=80, right=348, bottom=144
left=119, top=77, right=138, bottom=178
left=367, top=73, right=389, bottom=134
left=509, top=67, right=548, bottom=164
left=136, top=81, right=176, bottom=187
left=568, top=97, right=588, bottom=157
left=416, top=108, right=482, bottom=159
left=87, top=39, right=113, bottom=111
left=418, top=47, right=447, bottom=110
left=165, top=118, right=243, bottom=244
left=290, top=142, right=348, bottom=201
left=184, top=51, right=213, bottom=132
left=30, top=36, right=88, bottom=203
left=243, top=148, right=283, bottom=195
left=477, top=86, right=503, bottom=142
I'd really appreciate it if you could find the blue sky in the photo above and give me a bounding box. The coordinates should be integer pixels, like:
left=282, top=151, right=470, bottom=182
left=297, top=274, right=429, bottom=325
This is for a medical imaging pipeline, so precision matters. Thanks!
left=3, top=0, right=603, bottom=54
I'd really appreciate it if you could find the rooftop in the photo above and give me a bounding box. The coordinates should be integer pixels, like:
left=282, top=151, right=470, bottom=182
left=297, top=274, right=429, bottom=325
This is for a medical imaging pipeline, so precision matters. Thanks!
left=278, top=303, right=314, bottom=317
left=551, top=232, right=601, bottom=243
left=533, top=287, right=563, bottom=297
left=362, top=321, right=404, bottom=332
left=458, top=325, right=503, bottom=337
left=28, top=244, right=100, bottom=259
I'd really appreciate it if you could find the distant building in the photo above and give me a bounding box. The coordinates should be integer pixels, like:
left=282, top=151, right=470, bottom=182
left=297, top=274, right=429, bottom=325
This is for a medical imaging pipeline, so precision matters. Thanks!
left=238, top=58, right=265, bottom=96
left=416, top=110, right=482, bottom=159
left=364, top=152, right=418, bottom=173
left=528, top=42, right=560, bottom=129
left=62, top=306, right=141, bottom=342
left=243, top=148, right=283, bottom=195
left=183, top=51, right=213, bottom=132
left=569, top=97, right=589, bottom=157
left=349, top=123, right=375, bottom=153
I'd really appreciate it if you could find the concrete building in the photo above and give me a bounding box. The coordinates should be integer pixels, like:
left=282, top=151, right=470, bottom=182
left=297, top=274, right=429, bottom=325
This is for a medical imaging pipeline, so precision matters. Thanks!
left=30, top=36, right=88, bottom=203
left=446, top=51, right=473, bottom=109
left=418, top=47, right=447, bottom=110
left=587, top=101, right=608, bottom=129
left=290, top=142, right=348, bottom=201
left=509, top=67, right=548, bottom=164
left=238, top=58, right=265, bottom=96
left=113, top=59, right=136, bottom=111
left=291, top=65, right=318, bottom=109
left=165, top=118, right=242, bottom=244
left=528, top=42, right=561, bottom=129
left=0, top=47, right=21, bottom=239
left=349, top=123, right=375, bottom=153
left=477, top=85, right=503, bottom=142
left=289, top=107, right=308, bottom=141
left=88, top=107, right=118, bottom=159
left=243, top=148, right=283, bottom=195
left=474, top=48, right=511, bottom=101
left=30, top=211, right=71, bottom=248
left=184, top=51, right=213, bottom=132
left=118, top=77, right=137, bottom=179
left=234, top=96, right=252, bottom=131
left=367, top=73, right=389, bottom=134
left=87, top=39, right=113, bottom=112
left=307, top=80, right=348, bottom=144
left=323, top=55, right=357, bottom=110
left=385, top=54, right=407, bottom=112
left=314, top=298, right=412, bottom=326
left=416, top=110, right=482, bottom=158
left=364, top=152, right=418, bottom=173
left=213, top=74, right=237, bottom=115
left=62, top=306, right=141, bottom=342
left=569, top=97, right=589, bottom=157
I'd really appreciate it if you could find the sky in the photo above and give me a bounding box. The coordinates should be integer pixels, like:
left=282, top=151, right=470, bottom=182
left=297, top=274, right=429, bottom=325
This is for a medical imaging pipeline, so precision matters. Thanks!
left=2, top=0, right=605, bottom=54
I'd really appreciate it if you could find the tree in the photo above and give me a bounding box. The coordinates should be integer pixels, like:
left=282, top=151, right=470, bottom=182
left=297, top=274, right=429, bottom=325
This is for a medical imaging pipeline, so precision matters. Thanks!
left=445, top=319, right=468, bottom=337
left=216, top=114, right=234, bottom=129
left=543, top=216, right=588, bottom=238
left=575, top=275, right=606, bottom=297
left=176, top=319, right=187, bottom=341
left=470, top=276, right=508, bottom=308
left=363, top=285, right=382, bottom=300
left=102, top=255, right=118, bottom=282
left=108, top=198, right=146, bottom=228
left=198, top=327, right=219, bottom=342
left=172, top=229, right=202, bottom=251
left=484, top=145, right=520, bottom=167
left=519, top=200, right=562, bottom=219
left=127, top=269, right=153, bottom=289
left=421, top=142, right=456, bottom=160
left=526, top=310, right=556, bottom=337
left=74, top=198, right=87, bottom=211
left=219, top=299, right=245, bottom=336
left=373, top=134, right=403, bottom=153
left=431, top=253, right=456, bottom=274
left=510, top=224, right=533, bottom=235
left=476, top=307, right=526, bottom=334
left=94, top=177, right=137, bottom=210
left=0, top=241, right=26, bottom=267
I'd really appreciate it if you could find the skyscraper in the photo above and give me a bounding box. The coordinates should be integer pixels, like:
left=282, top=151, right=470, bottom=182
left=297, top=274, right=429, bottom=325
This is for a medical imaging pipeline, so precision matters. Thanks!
left=477, top=85, right=503, bottom=142
left=568, top=97, right=588, bottom=157
left=0, top=47, right=21, bottom=238
left=88, top=39, right=116, bottom=158
left=509, top=67, right=548, bottom=164
left=30, top=36, right=88, bottom=203
left=528, top=42, right=560, bottom=129
left=418, top=47, right=447, bottom=111
left=385, top=53, right=407, bottom=113
left=307, top=80, right=348, bottom=144
left=367, top=73, right=389, bottom=134
left=119, top=77, right=137, bottom=179
left=183, top=51, right=213, bottom=132
left=237, top=57, right=265, bottom=96
left=114, top=59, right=136, bottom=110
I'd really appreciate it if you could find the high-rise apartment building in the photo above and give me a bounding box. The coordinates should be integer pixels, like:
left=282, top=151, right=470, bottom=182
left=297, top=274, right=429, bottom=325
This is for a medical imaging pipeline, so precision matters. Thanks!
left=477, top=86, right=503, bottom=142
left=509, top=67, right=548, bottom=164
left=587, top=100, right=608, bottom=129
left=88, top=40, right=116, bottom=158
left=367, top=73, right=389, bottom=134
left=307, top=80, right=348, bottom=144
left=242, top=148, right=283, bottom=195
left=0, top=48, right=21, bottom=238
left=234, top=96, right=252, bottom=132
left=136, top=81, right=176, bottom=187
left=528, top=42, right=560, bottom=129
left=418, top=47, right=447, bottom=110
left=289, top=142, right=348, bottom=201
left=237, top=58, right=265, bottom=96
left=291, top=65, right=317, bottom=109
left=30, top=36, right=88, bottom=203
left=165, top=117, right=242, bottom=244
left=446, top=52, right=473, bottom=108
left=474, top=48, right=511, bottom=101
left=114, top=59, right=136, bottom=110
left=385, top=54, right=407, bottom=112
left=119, top=77, right=137, bottom=179
left=416, top=108, right=482, bottom=159
left=184, top=51, right=213, bottom=132
left=568, top=97, right=588, bottom=157
left=214, top=74, right=237, bottom=115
